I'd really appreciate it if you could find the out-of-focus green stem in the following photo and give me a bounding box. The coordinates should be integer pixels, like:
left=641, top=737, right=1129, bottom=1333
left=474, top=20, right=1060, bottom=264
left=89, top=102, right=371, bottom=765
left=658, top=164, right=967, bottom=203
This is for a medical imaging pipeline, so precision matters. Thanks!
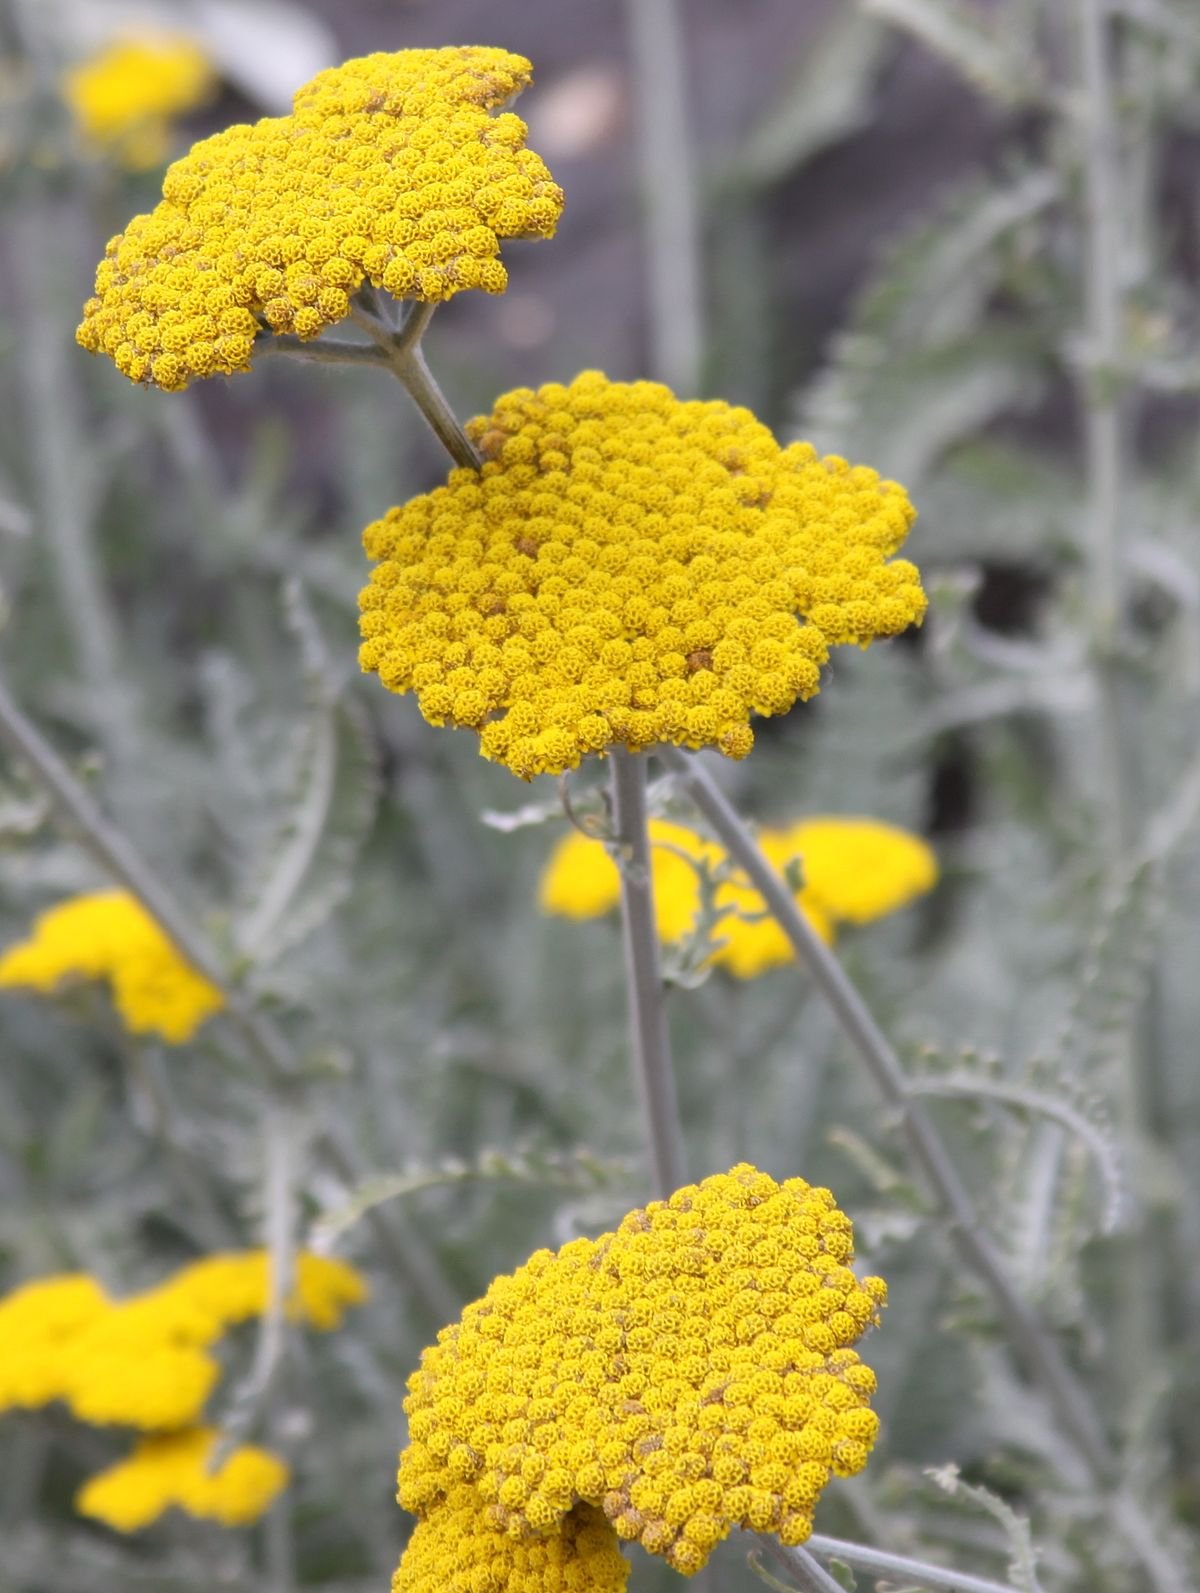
left=1075, top=0, right=1161, bottom=1444
left=1077, top=0, right=1131, bottom=859
left=14, top=200, right=133, bottom=755
left=609, top=750, right=686, bottom=1197
left=0, top=670, right=458, bottom=1325
left=624, top=0, right=704, bottom=394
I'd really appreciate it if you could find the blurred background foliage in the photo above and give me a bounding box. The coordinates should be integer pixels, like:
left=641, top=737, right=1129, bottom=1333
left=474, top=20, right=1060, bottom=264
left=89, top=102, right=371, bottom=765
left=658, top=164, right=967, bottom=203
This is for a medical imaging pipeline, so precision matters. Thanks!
left=1, top=1, right=1199, bottom=1590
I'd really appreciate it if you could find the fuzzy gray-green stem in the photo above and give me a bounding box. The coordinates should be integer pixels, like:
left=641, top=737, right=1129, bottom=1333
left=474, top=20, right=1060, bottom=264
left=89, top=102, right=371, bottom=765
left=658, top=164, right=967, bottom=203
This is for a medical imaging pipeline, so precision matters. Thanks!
left=352, top=299, right=482, bottom=468
left=1076, top=0, right=1160, bottom=1448
left=609, top=749, right=686, bottom=1197
left=15, top=200, right=134, bottom=758
left=779, top=1535, right=1027, bottom=1593
left=625, top=0, right=703, bottom=394
left=0, top=669, right=457, bottom=1324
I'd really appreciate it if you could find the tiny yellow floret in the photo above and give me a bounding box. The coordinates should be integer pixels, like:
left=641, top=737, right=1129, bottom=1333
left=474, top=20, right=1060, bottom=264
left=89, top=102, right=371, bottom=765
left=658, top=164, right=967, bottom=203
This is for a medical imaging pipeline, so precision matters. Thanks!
left=76, top=1427, right=288, bottom=1531
left=359, top=372, right=925, bottom=778
left=64, top=36, right=214, bottom=170
left=538, top=815, right=937, bottom=976
left=396, top=1164, right=885, bottom=1576
left=77, top=47, right=563, bottom=389
left=0, top=890, right=223, bottom=1043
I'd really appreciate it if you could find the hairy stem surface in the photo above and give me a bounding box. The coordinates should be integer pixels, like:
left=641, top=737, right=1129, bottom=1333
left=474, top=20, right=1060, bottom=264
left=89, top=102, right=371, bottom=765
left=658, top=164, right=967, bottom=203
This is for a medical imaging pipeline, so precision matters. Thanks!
left=609, top=749, right=686, bottom=1197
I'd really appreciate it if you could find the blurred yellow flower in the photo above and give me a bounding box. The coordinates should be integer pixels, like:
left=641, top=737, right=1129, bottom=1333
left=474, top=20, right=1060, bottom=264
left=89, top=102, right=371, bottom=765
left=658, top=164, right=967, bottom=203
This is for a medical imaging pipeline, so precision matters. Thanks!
left=360, top=372, right=924, bottom=779
left=398, top=1164, right=885, bottom=1576
left=0, top=1252, right=368, bottom=1429
left=76, top=1427, right=288, bottom=1531
left=77, top=46, right=563, bottom=390
left=63, top=36, right=214, bottom=171
left=0, top=890, right=223, bottom=1043
left=538, top=815, right=937, bottom=976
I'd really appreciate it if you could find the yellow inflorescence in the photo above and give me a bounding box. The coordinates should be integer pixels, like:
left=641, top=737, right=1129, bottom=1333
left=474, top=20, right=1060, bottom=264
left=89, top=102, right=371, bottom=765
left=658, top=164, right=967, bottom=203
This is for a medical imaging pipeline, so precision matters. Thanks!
left=0, top=890, right=223, bottom=1043
left=396, top=1489, right=629, bottom=1593
left=77, top=46, right=563, bottom=391
left=0, top=1251, right=367, bottom=1429
left=76, top=1427, right=289, bottom=1531
left=63, top=36, right=215, bottom=170
left=397, top=1165, right=885, bottom=1578
left=539, top=815, right=938, bottom=977
left=359, top=372, right=925, bottom=779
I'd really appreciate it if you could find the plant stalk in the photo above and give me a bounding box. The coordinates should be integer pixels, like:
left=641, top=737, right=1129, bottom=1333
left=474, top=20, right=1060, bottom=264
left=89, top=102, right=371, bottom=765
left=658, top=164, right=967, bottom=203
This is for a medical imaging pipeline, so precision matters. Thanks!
left=797, top=1534, right=1026, bottom=1593
left=609, top=749, right=686, bottom=1197
left=624, top=0, right=704, bottom=394
left=0, top=669, right=458, bottom=1324
left=667, top=748, right=1198, bottom=1593
left=1076, top=0, right=1160, bottom=1445
left=352, top=300, right=481, bottom=468
left=661, top=747, right=1112, bottom=1469
left=15, top=199, right=134, bottom=759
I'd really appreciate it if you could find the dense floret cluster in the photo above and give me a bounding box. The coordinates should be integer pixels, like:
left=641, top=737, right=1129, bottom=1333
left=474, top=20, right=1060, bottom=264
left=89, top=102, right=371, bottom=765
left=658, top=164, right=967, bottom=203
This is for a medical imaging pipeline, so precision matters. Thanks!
left=76, top=1427, right=288, bottom=1531
left=539, top=815, right=939, bottom=977
left=397, top=1165, right=885, bottom=1578
left=0, top=890, right=223, bottom=1043
left=360, top=373, right=925, bottom=778
left=63, top=35, right=214, bottom=170
left=396, top=1490, right=629, bottom=1593
left=77, top=47, right=563, bottom=389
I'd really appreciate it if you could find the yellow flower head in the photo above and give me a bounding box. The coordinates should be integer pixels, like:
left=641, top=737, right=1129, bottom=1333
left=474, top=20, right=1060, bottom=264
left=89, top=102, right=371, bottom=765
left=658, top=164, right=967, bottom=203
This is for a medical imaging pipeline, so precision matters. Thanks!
left=359, top=373, right=924, bottom=779
left=76, top=1427, right=288, bottom=1532
left=0, top=1274, right=111, bottom=1410
left=396, top=1489, right=629, bottom=1593
left=0, top=1251, right=367, bottom=1429
left=398, top=1164, right=885, bottom=1576
left=76, top=46, right=563, bottom=390
left=539, top=815, right=937, bottom=977
left=63, top=36, right=215, bottom=170
left=0, top=890, right=223, bottom=1043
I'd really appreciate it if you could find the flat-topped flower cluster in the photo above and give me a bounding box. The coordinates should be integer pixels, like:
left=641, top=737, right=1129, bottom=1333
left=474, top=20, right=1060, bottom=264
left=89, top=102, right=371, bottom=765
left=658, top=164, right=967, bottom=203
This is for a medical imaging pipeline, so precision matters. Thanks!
left=77, top=46, right=563, bottom=389
left=396, top=1165, right=886, bottom=1586
left=360, top=373, right=925, bottom=778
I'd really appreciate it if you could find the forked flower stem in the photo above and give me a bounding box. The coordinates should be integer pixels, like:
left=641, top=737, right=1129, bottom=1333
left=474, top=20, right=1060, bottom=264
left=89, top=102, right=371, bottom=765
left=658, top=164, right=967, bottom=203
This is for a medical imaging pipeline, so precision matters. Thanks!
left=609, top=749, right=686, bottom=1198
left=0, top=670, right=458, bottom=1325
left=659, top=747, right=1115, bottom=1478
left=353, top=299, right=482, bottom=469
